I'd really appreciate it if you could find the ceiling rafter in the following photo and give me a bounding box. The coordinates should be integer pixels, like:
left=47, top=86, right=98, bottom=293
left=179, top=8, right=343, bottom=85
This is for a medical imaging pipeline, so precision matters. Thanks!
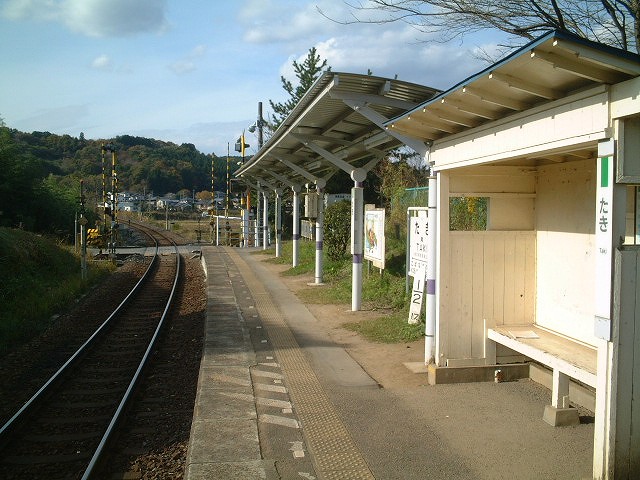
left=292, top=133, right=355, bottom=147
left=272, top=155, right=319, bottom=183
left=488, top=71, right=561, bottom=100
left=406, top=112, right=459, bottom=134
left=462, top=85, right=529, bottom=111
left=552, top=39, right=640, bottom=76
left=439, top=97, right=500, bottom=120
left=530, top=50, right=620, bottom=83
left=341, top=99, right=430, bottom=156
left=427, top=104, right=481, bottom=128
left=317, top=107, right=355, bottom=135
left=291, top=133, right=354, bottom=174
left=266, top=170, right=298, bottom=188
left=253, top=176, right=277, bottom=191
left=330, top=90, right=419, bottom=111
left=388, top=122, right=436, bottom=142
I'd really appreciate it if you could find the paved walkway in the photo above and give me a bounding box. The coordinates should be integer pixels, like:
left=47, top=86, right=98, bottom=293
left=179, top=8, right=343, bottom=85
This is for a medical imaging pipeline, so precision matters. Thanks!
left=185, top=246, right=595, bottom=480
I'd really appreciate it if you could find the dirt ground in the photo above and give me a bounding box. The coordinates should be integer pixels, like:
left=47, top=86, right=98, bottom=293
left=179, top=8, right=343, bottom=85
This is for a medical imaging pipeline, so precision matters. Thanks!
left=254, top=254, right=428, bottom=389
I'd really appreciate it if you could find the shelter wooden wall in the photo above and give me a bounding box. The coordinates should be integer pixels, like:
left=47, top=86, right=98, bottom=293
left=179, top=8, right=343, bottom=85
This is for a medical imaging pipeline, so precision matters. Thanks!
left=443, top=231, right=536, bottom=360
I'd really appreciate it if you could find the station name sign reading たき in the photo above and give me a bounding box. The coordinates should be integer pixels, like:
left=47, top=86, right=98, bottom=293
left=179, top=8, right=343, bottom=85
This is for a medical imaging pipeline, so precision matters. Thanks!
left=408, top=210, right=428, bottom=277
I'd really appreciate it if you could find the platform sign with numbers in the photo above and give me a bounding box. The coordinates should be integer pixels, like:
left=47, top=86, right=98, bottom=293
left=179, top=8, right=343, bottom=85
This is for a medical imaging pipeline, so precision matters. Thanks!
left=408, top=210, right=428, bottom=277
left=408, top=265, right=426, bottom=324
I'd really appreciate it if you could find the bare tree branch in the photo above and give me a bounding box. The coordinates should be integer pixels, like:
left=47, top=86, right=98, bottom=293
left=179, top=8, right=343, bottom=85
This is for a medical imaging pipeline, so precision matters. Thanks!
left=321, top=0, right=639, bottom=52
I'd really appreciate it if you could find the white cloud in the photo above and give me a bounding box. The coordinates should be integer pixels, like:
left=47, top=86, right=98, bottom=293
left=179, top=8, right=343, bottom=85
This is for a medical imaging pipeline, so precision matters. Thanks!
left=274, top=21, right=499, bottom=92
left=2, top=0, right=169, bottom=37
left=240, top=0, right=504, bottom=92
left=241, top=0, right=340, bottom=44
left=91, top=54, right=112, bottom=70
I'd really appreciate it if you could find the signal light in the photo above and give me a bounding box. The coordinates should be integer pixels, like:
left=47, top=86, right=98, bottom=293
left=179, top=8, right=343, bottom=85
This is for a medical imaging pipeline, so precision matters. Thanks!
left=234, top=133, right=249, bottom=157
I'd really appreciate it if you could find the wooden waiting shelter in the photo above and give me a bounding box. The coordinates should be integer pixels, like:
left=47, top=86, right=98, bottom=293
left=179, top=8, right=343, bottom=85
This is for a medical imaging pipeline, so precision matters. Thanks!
left=235, top=72, right=438, bottom=310
left=387, top=30, right=640, bottom=479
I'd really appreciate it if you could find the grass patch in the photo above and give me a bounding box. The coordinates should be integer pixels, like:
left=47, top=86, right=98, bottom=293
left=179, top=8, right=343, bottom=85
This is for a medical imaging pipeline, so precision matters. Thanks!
left=0, top=228, right=114, bottom=355
left=344, top=312, right=424, bottom=343
left=258, top=239, right=421, bottom=343
left=259, top=239, right=317, bottom=275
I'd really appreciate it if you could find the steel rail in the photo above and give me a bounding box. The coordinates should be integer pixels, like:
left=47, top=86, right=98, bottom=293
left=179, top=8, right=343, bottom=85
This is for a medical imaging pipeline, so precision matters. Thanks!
left=0, top=229, right=158, bottom=441
left=0, top=242, right=159, bottom=444
left=82, top=235, right=181, bottom=479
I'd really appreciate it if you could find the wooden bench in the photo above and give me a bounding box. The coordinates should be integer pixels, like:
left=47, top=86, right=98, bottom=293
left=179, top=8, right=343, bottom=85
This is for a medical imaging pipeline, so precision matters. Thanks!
left=486, top=324, right=597, bottom=426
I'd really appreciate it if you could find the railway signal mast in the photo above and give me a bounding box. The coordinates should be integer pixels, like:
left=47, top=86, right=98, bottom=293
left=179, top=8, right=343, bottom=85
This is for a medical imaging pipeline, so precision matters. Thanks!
left=78, top=179, right=88, bottom=279
left=101, top=143, right=118, bottom=258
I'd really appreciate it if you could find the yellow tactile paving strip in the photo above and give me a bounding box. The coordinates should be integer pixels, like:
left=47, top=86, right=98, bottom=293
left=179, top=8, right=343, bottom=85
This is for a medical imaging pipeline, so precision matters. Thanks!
left=227, top=248, right=375, bottom=480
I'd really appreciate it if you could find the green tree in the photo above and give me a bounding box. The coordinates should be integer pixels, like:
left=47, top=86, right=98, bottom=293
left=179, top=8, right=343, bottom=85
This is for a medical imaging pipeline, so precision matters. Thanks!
left=324, top=200, right=351, bottom=260
left=268, top=47, right=330, bottom=130
left=372, top=154, right=430, bottom=231
left=331, top=0, right=639, bottom=53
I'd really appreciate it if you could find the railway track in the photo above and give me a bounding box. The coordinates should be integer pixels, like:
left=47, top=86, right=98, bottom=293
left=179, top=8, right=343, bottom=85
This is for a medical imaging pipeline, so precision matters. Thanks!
left=0, top=225, right=182, bottom=479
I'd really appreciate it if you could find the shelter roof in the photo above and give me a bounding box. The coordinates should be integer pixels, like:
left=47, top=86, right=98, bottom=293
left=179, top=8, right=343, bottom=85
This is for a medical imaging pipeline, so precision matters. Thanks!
left=386, top=30, right=640, bottom=149
left=234, top=72, right=440, bottom=189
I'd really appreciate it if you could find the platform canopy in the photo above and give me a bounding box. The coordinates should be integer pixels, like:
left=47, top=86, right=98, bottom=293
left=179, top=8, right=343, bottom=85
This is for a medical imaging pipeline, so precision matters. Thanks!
left=235, top=72, right=440, bottom=188
left=386, top=30, right=640, bottom=164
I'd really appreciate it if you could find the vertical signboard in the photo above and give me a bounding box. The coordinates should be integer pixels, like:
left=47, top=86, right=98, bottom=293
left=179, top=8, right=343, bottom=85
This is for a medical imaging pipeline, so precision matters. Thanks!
left=409, top=265, right=426, bottom=324
left=407, top=208, right=429, bottom=324
left=408, top=210, right=428, bottom=276
left=364, top=208, right=385, bottom=268
left=594, top=139, right=615, bottom=341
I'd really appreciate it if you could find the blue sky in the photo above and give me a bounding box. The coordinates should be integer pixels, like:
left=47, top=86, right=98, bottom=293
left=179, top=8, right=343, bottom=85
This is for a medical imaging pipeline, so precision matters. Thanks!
left=1, top=0, right=507, bottom=156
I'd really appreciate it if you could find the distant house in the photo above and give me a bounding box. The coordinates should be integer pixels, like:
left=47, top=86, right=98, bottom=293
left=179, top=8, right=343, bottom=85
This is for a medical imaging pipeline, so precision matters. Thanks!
left=155, top=198, right=175, bottom=210
left=117, top=201, right=138, bottom=212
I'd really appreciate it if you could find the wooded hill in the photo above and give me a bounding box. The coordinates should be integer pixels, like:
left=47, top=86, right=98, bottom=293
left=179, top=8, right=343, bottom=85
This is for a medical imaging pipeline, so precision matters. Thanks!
left=0, top=127, right=237, bottom=236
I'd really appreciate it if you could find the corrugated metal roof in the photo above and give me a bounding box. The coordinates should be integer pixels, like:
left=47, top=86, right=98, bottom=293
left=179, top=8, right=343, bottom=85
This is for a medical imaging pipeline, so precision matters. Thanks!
left=386, top=30, right=640, bottom=147
left=235, top=72, right=440, bottom=189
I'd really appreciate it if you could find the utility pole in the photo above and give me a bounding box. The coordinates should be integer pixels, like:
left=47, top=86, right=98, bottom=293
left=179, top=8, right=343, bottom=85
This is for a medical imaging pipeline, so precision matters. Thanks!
left=226, top=143, right=230, bottom=245
left=248, top=101, right=265, bottom=247
left=210, top=154, right=215, bottom=243
left=249, top=101, right=265, bottom=148
left=101, top=145, right=107, bottom=237
left=258, top=101, right=264, bottom=148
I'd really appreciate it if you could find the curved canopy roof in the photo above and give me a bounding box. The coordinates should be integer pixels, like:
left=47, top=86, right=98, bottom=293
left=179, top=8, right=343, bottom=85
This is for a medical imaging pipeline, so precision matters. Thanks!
left=235, top=72, right=440, bottom=190
left=386, top=30, right=640, bottom=150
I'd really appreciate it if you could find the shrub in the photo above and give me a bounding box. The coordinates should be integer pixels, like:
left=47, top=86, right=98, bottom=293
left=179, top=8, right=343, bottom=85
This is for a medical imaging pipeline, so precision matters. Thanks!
left=324, top=200, right=351, bottom=260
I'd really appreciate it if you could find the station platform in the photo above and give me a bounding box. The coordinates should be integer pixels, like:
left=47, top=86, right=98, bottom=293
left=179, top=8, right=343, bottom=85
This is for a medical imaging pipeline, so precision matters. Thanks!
left=184, top=246, right=595, bottom=480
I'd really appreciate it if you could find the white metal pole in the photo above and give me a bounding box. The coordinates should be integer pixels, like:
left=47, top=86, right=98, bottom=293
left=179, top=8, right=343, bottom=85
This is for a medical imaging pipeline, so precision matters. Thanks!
left=262, top=192, right=269, bottom=250
left=255, top=188, right=261, bottom=248
left=275, top=189, right=282, bottom=257
left=314, top=179, right=326, bottom=284
left=351, top=184, right=364, bottom=311
left=292, top=185, right=300, bottom=267
left=242, top=208, right=249, bottom=247
left=351, top=169, right=366, bottom=311
left=425, top=175, right=437, bottom=364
